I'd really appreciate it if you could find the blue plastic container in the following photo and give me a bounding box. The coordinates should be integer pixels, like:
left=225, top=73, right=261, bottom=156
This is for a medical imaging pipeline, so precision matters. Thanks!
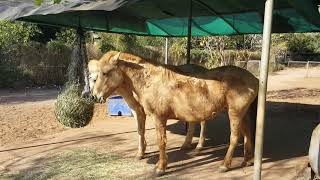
left=107, top=96, right=132, bottom=116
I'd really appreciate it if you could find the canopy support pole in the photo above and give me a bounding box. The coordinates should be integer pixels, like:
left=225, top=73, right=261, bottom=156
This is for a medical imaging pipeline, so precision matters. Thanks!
left=184, top=0, right=193, bottom=133
left=186, top=0, right=192, bottom=64
left=253, top=0, right=274, bottom=180
left=165, top=37, right=168, bottom=65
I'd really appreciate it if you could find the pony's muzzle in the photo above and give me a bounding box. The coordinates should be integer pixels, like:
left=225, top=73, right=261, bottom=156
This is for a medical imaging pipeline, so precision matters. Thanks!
left=97, top=95, right=105, bottom=104
left=90, top=94, right=96, bottom=101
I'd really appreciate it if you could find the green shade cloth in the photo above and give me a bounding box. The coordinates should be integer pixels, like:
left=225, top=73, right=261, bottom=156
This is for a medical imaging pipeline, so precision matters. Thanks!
left=1, top=0, right=320, bottom=36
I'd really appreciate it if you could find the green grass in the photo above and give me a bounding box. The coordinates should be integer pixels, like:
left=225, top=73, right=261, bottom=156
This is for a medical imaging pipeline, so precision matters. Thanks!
left=0, top=148, right=156, bottom=180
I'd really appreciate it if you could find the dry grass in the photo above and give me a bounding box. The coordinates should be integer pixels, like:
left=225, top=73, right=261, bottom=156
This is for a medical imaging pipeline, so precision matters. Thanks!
left=0, top=148, right=157, bottom=180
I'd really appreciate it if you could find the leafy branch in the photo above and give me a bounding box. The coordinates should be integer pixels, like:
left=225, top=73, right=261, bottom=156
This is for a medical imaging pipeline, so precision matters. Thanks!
left=35, top=0, right=62, bottom=6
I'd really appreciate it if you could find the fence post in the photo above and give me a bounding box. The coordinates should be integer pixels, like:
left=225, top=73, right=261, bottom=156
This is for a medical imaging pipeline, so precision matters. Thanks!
left=306, top=61, right=310, bottom=78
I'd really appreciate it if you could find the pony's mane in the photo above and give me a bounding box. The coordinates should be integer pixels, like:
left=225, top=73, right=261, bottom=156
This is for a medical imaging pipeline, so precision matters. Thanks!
left=100, top=51, right=159, bottom=65
left=100, top=51, right=206, bottom=80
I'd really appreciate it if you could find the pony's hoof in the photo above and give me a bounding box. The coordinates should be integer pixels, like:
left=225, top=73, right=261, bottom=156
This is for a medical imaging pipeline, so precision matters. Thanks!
left=135, top=154, right=144, bottom=160
left=241, top=161, right=254, bottom=167
left=180, top=143, right=193, bottom=150
left=218, top=166, right=229, bottom=173
left=195, top=146, right=204, bottom=151
left=190, top=148, right=201, bottom=156
left=154, top=169, right=166, bottom=177
left=135, top=151, right=145, bottom=160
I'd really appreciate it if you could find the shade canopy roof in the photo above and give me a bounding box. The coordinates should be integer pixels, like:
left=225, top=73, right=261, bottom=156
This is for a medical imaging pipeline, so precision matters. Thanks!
left=0, top=0, right=320, bottom=37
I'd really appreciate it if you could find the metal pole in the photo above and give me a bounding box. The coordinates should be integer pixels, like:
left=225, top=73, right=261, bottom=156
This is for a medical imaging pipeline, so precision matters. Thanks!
left=165, top=38, right=168, bottom=65
left=253, top=0, right=274, bottom=179
left=186, top=0, right=192, bottom=64
left=185, top=0, right=193, bottom=133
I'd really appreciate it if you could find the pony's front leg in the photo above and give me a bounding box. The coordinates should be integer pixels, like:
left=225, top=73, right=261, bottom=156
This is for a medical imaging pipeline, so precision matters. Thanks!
left=196, top=121, right=207, bottom=150
left=220, top=108, right=242, bottom=172
left=119, top=89, right=147, bottom=160
left=132, top=109, right=147, bottom=160
left=181, top=122, right=196, bottom=150
left=154, top=116, right=168, bottom=176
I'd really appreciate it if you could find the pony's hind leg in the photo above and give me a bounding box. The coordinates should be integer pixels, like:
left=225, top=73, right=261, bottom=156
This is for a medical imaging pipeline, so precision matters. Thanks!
left=196, top=121, right=207, bottom=150
left=181, top=121, right=207, bottom=151
left=240, top=114, right=254, bottom=167
left=220, top=108, right=243, bottom=172
left=181, top=122, right=196, bottom=150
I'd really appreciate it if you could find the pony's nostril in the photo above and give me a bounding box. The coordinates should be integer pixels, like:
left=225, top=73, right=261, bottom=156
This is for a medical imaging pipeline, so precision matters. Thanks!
left=98, top=96, right=104, bottom=103
left=90, top=95, right=95, bottom=101
left=81, top=91, right=90, bottom=98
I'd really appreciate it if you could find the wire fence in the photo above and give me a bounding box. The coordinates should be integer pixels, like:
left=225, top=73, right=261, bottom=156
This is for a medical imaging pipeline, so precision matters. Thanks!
left=0, top=65, right=68, bottom=88
left=236, top=60, right=320, bottom=78
left=287, top=61, right=320, bottom=68
left=287, top=61, right=320, bottom=78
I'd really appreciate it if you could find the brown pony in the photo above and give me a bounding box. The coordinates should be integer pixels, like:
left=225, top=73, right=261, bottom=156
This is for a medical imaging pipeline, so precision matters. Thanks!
left=92, top=51, right=258, bottom=176
left=88, top=59, right=207, bottom=158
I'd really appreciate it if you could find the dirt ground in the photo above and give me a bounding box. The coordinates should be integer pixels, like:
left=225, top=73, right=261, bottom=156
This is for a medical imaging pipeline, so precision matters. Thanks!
left=1, top=67, right=320, bottom=179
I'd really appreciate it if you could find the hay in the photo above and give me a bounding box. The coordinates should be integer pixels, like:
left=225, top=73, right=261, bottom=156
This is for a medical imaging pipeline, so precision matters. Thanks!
left=55, top=82, right=94, bottom=128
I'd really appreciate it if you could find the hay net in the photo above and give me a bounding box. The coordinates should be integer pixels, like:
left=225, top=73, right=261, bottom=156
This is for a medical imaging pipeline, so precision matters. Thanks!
left=67, top=29, right=90, bottom=95
left=55, top=29, right=94, bottom=128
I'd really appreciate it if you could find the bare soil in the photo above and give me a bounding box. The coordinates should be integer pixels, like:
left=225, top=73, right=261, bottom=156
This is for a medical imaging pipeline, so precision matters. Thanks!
left=1, top=67, right=320, bottom=179
left=0, top=89, right=65, bottom=146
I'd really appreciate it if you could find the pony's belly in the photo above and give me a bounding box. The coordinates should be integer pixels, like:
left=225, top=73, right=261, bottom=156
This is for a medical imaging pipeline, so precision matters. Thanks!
left=170, top=105, right=219, bottom=122
left=169, top=94, right=224, bottom=121
left=141, top=86, right=225, bottom=121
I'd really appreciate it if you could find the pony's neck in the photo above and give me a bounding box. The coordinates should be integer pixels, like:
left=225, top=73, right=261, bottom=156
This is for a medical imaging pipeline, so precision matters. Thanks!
left=118, top=60, right=156, bottom=98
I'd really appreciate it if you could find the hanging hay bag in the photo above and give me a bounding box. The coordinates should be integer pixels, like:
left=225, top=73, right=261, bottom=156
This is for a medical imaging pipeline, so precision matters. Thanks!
left=55, top=83, right=94, bottom=128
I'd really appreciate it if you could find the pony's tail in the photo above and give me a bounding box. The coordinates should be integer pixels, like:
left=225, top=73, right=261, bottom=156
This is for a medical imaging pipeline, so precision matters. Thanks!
left=249, top=96, right=258, bottom=147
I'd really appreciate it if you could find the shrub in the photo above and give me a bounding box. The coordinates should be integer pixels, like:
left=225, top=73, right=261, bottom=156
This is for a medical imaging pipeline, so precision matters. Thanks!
left=287, top=34, right=315, bottom=53
left=0, top=62, right=28, bottom=88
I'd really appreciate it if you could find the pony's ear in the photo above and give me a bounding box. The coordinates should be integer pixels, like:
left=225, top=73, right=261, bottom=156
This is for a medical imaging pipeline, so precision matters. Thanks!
left=110, top=52, right=121, bottom=65
left=88, top=59, right=99, bottom=73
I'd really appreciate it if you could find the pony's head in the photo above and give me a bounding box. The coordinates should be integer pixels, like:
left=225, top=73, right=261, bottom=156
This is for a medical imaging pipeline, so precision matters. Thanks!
left=88, top=59, right=99, bottom=93
left=92, top=52, right=124, bottom=102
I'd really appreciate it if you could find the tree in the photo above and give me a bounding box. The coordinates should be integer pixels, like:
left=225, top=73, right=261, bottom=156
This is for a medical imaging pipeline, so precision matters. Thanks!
left=0, top=21, right=38, bottom=50
left=287, top=33, right=319, bottom=53
left=35, top=0, right=62, bottom=6
left=0, top=21, right=39, bottom=64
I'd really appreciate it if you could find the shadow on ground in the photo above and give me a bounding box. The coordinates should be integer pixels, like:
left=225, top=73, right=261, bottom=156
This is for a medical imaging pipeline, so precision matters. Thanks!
left=0, top=88, right=59, bottom=104
left=143, top=100, right=320, bottom=176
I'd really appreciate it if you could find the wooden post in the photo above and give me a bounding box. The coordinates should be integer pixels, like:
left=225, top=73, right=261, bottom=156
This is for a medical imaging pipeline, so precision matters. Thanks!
left=253, top=0, right=274, bottom=179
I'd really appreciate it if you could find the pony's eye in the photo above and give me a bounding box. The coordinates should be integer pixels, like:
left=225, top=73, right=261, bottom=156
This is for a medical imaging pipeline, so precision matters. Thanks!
left=102, top=72, right=107, bottom=76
